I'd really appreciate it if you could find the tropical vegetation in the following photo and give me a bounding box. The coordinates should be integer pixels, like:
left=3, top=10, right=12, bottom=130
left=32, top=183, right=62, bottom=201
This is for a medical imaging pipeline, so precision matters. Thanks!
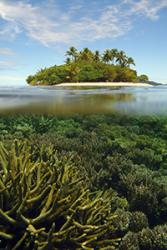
left=27, top=47, right=149, bottom=85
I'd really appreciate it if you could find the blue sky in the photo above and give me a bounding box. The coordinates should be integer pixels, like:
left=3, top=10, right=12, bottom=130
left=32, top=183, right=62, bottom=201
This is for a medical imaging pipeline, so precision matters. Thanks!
left=0, top=0, right=167, bottom=85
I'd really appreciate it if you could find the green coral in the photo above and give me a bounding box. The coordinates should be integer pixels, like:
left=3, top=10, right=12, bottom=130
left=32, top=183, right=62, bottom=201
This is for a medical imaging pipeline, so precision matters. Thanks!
left=138, top=224, right=167, bottom=250
left=120, top=224, right=167, bottom=249
left=129, top=211, right=148, bottom=233
left=0, top=140, right=120, bottom=249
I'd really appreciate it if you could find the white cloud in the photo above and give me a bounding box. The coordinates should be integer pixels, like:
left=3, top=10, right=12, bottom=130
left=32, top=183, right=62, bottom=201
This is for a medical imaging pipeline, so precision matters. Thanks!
left=0, top=60, right=16, bottom=70
left=0, top=48, right=14, bottom=56
left=125, top=0, right=167, bottom=20
left=0, top=47, right=16, bottom=70
left=0, top=75, right=24, bottom=81
left=0, top=0, right=68, bottom=44
left=0, top=75, right=25, bottom=86
left=0, top=0, right=166, bottom=46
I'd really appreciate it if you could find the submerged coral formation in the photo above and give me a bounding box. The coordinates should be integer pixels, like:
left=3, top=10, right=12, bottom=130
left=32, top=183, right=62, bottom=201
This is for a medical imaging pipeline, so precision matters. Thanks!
left=0, top=114, right=167, bottom=249
left=0, top=140, right=120, bottom=249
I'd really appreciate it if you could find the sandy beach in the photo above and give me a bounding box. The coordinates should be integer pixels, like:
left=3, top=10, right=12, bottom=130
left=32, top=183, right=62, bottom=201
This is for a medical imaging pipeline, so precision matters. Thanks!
left=57, top=82, right=152, bottom=87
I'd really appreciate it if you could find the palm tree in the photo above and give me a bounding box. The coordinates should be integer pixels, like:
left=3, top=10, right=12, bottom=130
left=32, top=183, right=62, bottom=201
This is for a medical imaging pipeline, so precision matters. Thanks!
left=66, top=47, right=78, bottom=62
left=67, top=64, right=80, bottom=82
left=79, top=48, right=94, bottom=61
left=65, top=57, right=71, bottom=64
left=116, top=50, right=127, bottom=67
left=102, top=49, right=112, bottom=64
left=94, top=50, right=101, bottom=62
left=110, top=49, right=118, bottom=64
left=126, top=57, right=135, bottom=67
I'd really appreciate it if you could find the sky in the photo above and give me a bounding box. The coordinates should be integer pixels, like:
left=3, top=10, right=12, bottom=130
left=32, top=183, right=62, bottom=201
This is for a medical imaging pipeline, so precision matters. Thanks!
left=0, top=0, right=167, bottom=86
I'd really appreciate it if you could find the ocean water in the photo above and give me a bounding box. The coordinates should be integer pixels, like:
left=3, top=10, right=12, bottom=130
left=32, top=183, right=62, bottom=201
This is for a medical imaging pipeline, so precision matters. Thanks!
left=0, top=85, right=167, bottom=249
left=0, top=84, right=167, bottom=114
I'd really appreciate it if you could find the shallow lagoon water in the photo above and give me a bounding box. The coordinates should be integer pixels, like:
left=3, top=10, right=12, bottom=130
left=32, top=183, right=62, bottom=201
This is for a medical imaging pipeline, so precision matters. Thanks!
left=0, top=84, right=167, bottom=114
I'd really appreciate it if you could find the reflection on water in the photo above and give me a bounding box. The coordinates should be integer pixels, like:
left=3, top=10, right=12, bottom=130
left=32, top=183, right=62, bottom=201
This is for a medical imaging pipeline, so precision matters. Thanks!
left=0, top=85, right=167, bottom=114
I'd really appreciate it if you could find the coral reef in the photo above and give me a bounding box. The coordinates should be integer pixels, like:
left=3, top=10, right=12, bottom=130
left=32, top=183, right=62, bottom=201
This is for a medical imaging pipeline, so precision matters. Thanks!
left=120, top=224, right=167, bottom=250
left=0, top=140, right=119, bottom=249
left=0, top=114, right=167, bottom=249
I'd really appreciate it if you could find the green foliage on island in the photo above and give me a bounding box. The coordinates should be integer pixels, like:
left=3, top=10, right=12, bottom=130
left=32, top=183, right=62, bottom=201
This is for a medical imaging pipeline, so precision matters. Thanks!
left=26, top=47, right=149, bottom=85
left=137, top=74, right=149, bottom=82
left=0, top=114, right=167, bottom=249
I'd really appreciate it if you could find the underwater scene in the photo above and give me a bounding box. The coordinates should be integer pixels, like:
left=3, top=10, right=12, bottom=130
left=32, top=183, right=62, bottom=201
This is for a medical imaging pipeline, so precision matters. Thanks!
left=0, top=86, right=167, bottom=250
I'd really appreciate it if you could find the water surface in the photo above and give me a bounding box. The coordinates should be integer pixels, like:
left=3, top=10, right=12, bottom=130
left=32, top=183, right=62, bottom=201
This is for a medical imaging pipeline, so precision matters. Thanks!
left=0, top=84, right=167, bottom=114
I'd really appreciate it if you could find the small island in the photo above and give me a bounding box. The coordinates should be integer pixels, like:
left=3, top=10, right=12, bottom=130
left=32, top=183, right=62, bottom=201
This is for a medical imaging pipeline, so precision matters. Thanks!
left=26, top=47, right=149, bottom=86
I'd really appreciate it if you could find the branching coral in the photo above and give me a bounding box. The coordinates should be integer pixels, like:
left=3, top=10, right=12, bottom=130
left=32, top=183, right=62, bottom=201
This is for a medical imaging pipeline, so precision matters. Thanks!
left=0, top=140, right=120, bottom=249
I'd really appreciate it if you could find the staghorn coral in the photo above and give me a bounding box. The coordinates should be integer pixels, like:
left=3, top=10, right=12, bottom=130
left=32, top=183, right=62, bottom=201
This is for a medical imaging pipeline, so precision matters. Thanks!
left=0, top=140, right=120, bottom=250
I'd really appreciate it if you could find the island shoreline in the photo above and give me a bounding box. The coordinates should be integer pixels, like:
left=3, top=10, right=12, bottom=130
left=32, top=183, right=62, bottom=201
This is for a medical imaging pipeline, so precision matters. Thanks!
left=56, top=82, right=153, bottom=87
